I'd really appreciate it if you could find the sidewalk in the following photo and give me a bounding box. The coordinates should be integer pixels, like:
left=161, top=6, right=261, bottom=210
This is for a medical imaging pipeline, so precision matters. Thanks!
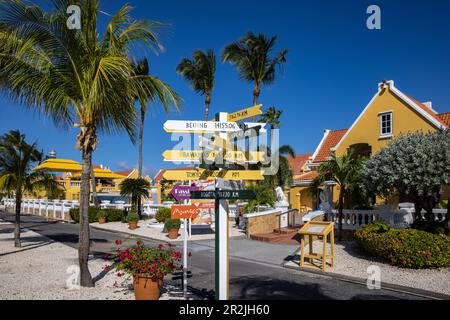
left=283, top=239, right=450, bottom=297
left=0, top=221, right=201, bottom=300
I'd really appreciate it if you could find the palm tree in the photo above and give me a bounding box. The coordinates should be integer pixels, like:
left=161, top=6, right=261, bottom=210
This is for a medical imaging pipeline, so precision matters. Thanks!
left=222, top=32, right=288, bottom=119
left=316, top=151, right=362, bottom=241
left=119, top=178, right=150, bottom=216
left=131, top=58, right=180, bottom=179
left=0, top=130, right=60, bottom=247
left=0, top=0, right=164, bottom=286
left=177, top=49, right=216, bottom=120
left=260, top=107, right=282, bottom=130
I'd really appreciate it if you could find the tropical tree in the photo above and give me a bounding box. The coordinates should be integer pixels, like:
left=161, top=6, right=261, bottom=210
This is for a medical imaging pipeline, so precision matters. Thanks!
left=131, top=58, right=180, bottom=178
left=0, top=0, right=164, bottom=286
left=316, top=150, right=363, bottom=241
left=362, top=131, right=450, bottom=224
left=222, top=32, right=288, bottom=118
left=119, top=178, right=150, bottom=216
left=259, top=106, right=282, bottom=130
left=0, top=130, right=60, bottom=247
left=177, top=49, right=215, bottom=120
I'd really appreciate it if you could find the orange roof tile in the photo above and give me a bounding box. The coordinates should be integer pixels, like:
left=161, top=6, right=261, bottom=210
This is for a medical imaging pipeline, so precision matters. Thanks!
left=313, top=129, right=348, bottom=163
left=437, top=112, right=450, bottom=128
left=287, top=154, right=312, bottom=176
left=115, top=170, right=133, bottom=177
left=294, top=171, right=319, bottom=182
left=406, top=95, right=449, bottom=128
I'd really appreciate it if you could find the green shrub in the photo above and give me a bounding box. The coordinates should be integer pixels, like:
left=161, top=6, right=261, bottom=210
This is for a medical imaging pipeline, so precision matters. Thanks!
left=355, top=223, right=450, bottom=269
left=126, top=211, right=140, bottom=222
left=96, top=210, right=107, bottom=219
left=165, top=218, right=181, bottom=230
left=70, top=207, right=100, bottom=223
left=70, top=208, right=125, bottom=223
left=155, top=207, right=171, bottom=223
left=105, top=209, right=125, bottom=223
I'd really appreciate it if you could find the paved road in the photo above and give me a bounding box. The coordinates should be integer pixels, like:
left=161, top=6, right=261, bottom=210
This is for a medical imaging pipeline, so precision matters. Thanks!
left=0, top=212, right=427, bottom=300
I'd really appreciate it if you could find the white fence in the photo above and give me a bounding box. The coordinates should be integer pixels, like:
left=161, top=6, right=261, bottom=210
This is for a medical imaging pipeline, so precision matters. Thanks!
left=2, top=198, right=242, bottom=221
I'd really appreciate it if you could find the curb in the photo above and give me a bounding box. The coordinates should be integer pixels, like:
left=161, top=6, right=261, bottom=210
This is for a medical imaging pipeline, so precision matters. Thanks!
left=282, top=260, right=450, bottom=300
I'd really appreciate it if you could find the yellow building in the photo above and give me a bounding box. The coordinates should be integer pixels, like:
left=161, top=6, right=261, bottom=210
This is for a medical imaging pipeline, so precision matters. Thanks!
left=288, top=80, right=450, bottom=211
left=30, top=153, right=162, bottom=203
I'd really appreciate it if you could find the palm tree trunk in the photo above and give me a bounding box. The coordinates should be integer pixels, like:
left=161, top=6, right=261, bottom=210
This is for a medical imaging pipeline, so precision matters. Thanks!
left=252, top=85, right=260, bottom=122
left=204, top=94, right=211, bottom=121
left=90, top=166, right=98, bottom=207
left=79, top=148, right=94, bottom=287
left=14, top=190, right=22, bottom=248
left=338, top=187, right=345, bottom=241
left=138, top=105, right=145, bottom=178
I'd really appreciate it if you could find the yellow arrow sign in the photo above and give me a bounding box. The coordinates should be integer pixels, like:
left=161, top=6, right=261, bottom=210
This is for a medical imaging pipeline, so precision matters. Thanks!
left=163, top=150, right=265, bottom=162
left=162, top=169, right=264, bottom=181
left=228, top=104, right=263, bottom=122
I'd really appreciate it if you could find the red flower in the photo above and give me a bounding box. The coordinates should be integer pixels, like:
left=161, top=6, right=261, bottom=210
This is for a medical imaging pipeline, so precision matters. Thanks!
left=158, top=244, right=163, bottom=250
left=188, top=252, right=192, bottom=257
left=113, top=281, right=118, bottom=288
left=115, top=240, right=122, bottom=245
left=168, top=243, right=173, bottom=248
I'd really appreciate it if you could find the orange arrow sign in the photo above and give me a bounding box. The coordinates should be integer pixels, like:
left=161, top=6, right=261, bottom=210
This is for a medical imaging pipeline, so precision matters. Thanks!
left=171, top=204, right=201, bottom=220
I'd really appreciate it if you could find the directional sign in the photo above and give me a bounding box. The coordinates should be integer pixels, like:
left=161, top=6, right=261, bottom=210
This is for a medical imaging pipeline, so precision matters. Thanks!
left=227, top=104, right=263, bottom=122
left=171, top=204, right=200, bottom=220
left=190, top=190, right=256, bottom=200
left=163, top=150, right=265, bottom=162
left=170, top=185, right=200, bottom=201
left=162, top=169, right=264, bottom=181
left=164, top=120, right=240, bottom=133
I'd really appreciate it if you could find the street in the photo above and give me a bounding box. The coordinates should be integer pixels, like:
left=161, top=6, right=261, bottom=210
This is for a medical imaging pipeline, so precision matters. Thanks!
left=0, top=212, right=426, bottom=300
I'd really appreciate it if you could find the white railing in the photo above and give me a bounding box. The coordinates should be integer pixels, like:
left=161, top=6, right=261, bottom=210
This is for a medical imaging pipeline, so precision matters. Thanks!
left=327, top=210, right=380, bottom=230
left=4, top=198, right=79, bottom=222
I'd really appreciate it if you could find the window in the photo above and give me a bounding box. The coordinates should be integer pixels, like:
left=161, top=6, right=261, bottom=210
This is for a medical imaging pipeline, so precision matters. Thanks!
left=380, top=112, right=393, bottom=137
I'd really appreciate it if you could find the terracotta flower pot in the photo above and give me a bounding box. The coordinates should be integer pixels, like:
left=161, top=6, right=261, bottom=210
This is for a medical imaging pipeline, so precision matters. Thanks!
left=133, top=275, right=162, bottom=300
left=98, top=217, right=106, bottom=224
left=168, top=228, right=179, bottom=239
left=128, top=221, right=138, bottom=230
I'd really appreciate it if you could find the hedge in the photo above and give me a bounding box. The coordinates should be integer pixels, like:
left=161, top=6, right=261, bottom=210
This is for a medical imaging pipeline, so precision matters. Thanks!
left=355, top=222, right=450, bottom=269
left=70, top=208, right=125, bottom=223
left=155, top=207, right=171, bottom=223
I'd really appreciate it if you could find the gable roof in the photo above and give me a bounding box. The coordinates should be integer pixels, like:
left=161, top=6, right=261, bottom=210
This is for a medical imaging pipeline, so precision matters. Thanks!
left=311, top=129, right=348, bottom=163
left=287, top=154, right=312, bottom=175
left=334, top=80, right=448, bottom=152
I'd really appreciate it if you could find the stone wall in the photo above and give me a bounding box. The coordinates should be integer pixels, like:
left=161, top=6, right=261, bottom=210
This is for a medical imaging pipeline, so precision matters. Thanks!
left=245, top=210, right=281, bottom=236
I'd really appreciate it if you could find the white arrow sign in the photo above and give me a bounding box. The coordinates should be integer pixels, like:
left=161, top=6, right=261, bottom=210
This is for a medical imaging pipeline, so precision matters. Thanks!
left=164, top=120, right=240, bottom=133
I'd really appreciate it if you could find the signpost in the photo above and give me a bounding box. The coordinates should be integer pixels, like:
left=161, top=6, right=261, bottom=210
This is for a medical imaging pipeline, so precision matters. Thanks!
left=163, top=150, right=264, bottom=162
left=227, top=104, right=263, bottom=122
left=162, top=169, right=264, bottom=181
left=190, top=190, right=256, bottom=200
left=164, top=120, right=240, bottom=133
left=162, top=106, right=269, bottom=300
left=169, top=185, right=199, bottom=201
left=171, top=204, right=200, bottom=220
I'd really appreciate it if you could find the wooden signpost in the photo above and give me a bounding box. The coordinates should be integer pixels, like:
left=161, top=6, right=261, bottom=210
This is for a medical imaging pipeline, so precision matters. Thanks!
left=163, top=150, right=265, bottom=162
left=162, top=105, right=269, bottom=300
left=162, top=169, right=264, bottom=181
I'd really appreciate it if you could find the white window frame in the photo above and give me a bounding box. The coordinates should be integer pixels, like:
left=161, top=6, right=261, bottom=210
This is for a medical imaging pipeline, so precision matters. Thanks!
left=379, top=112, right=393, bottom=138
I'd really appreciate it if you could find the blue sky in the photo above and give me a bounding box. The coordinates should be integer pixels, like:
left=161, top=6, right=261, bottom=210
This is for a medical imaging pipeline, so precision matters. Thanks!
left=1, top=0, right=450, bottom=177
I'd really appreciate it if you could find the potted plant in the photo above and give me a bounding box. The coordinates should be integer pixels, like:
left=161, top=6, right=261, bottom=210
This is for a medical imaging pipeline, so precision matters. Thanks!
left=96, top=210, right=107, bottom=224
left=165, top=219, right=181, bottom=239
left=126, top=211, right=140, bottom=230
left=114, top=240, right=182, bottom=300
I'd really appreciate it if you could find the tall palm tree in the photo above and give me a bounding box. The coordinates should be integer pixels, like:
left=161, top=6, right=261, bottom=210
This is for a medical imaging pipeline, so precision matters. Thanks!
left=222, top=32, right=288, bottom=119
left=316, top=151, right=362, bottom=241
left=119, top=178, right=150, bottom=216
left=177, top=49, right=216, bottom=120
left=259, top=107, right=282, bottom=130
left=0, top=130, right=60, bottom=247
left=131, top=58, right=181, bottom=178
left=0, top=0, right=163, bottom=286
